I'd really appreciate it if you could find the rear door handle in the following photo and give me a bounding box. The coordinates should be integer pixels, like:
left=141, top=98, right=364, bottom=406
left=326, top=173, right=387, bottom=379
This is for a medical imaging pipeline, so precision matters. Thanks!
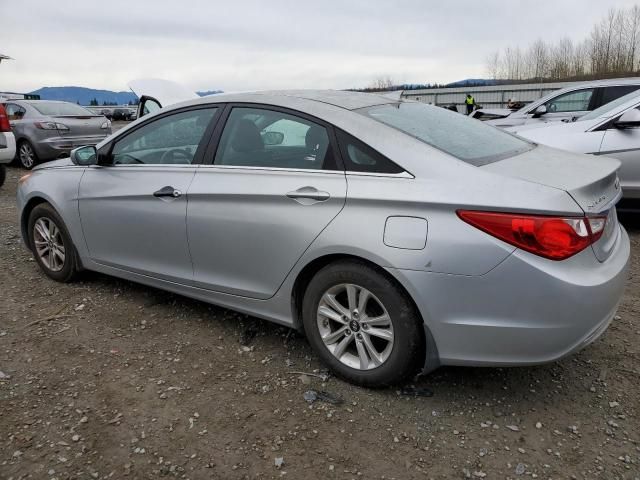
left=153, top=186, right=182, bottom=198
left=286, top=186, right=330, bottom=204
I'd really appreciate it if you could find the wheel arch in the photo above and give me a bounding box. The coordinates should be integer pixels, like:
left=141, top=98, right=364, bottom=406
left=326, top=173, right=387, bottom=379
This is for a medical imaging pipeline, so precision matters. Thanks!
left=290, top=253, right=439, bottom=374
left=20, top=196, right=49, bottom=249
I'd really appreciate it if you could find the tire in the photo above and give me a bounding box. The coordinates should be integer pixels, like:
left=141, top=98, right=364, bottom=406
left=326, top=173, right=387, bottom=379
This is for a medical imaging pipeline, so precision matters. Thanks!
left=302, top=260, right=424, bottom=387
left=18, top=140, right=38, bottom=170
left=28, top=203, right=79, bottom=282
left=0, top=165, right=5, bottom=188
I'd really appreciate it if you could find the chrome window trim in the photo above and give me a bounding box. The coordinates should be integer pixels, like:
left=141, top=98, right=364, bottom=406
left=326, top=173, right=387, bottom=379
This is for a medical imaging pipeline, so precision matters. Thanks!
left=197, top=164, right=413, bottom=178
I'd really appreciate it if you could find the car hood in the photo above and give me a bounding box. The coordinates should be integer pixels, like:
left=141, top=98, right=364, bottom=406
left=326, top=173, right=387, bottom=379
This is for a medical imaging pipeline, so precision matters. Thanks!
left=128, top=78, right=199, bottom=108
left=483, top=145, right=621, bottom=213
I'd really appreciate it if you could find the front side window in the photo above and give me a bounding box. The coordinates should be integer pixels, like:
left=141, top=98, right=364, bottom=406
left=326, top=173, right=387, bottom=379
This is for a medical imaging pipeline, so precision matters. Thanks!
left=544, top=89, right=594, bottom=113
left=111, top=107, right=217, bottom=165
left=214, top=107, right=337, bottom=170
left=361, top=102, right=532, bottom=166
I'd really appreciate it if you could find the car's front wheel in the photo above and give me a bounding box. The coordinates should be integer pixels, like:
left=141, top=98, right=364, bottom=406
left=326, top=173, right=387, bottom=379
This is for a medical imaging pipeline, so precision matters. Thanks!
left=18, top=140, right=38, bottom=170
left=302, top=260, right=424, bottom=387
left=28, top=203, right=79, bottom=282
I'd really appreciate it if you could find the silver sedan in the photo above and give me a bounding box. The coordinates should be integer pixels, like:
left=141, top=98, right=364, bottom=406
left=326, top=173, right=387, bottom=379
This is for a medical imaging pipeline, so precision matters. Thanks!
left=16, top=90, right=630, bottom=386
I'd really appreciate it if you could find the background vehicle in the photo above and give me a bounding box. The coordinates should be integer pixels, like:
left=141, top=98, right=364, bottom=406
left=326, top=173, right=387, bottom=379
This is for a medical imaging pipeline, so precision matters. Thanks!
left=478, top=79, right=640, bottom=128
left=111, top=108, right=132, bottom=121
left=16, top=91, right=629, bottom=387
left=1, top=100, right=111, bottom=169
left=0, top=104, right=16, bottom=187
left=509, top=90, right=640, bottom=199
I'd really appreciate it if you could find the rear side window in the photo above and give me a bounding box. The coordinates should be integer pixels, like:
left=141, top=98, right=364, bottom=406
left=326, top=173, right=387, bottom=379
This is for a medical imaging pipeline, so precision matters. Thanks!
left=600, top=85, right=640, bottom=106
left=336, top=130, right=404, bottom=174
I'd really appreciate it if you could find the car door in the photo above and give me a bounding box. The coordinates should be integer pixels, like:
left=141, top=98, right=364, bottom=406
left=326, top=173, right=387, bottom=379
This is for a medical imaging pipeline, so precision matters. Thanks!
left=524, top=88, right=595, bottom=124
left=598, top=106, right=640, bottom=197
left=187, top=105, right=347, bottom=299
left=78, top=105, right=220, bottom=282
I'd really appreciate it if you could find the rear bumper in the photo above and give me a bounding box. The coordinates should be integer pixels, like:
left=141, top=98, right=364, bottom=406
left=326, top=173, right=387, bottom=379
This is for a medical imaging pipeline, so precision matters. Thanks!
left=390, top=226, right=630, bottom=368
left=32, top=134, right=109, bottom=160
left=0, top=132, right=16, bottom=163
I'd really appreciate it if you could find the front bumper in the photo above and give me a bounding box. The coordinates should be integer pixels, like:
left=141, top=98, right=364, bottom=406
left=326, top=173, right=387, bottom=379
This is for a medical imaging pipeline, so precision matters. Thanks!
left=33, top=134, right=109, bottom=160
left=390, top=225, right=630, bottom=368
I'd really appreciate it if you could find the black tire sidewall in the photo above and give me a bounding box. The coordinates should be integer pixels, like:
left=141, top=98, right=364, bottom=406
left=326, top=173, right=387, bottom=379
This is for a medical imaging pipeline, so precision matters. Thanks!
left=302, top=261, right=423, bottom=387
left=0, top=165, right=5, bottom=188
left=28, top=203, right=77, bottom=282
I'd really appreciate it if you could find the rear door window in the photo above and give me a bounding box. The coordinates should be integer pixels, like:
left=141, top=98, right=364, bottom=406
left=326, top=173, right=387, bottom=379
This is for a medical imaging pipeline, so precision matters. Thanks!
left=214, top=107, right=339, bottom=170
left=600, top=85, right=640, bottom=106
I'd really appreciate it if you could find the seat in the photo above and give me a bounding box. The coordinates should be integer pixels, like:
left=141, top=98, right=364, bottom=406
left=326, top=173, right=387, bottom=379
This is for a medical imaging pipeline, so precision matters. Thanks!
left=221, top=119, right=265, bottom=166
left=303, top=126, right=329, bottom=168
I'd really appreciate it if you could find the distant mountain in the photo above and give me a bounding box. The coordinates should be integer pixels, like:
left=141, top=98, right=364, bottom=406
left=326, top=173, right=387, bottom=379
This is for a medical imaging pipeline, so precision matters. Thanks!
left=29, top=86, right=224, bottom=105
left=30, top=87, right=138, bottom=105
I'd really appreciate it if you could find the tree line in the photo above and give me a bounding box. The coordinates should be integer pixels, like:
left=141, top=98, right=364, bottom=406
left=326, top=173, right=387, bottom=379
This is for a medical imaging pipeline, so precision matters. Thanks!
left=486, top=6, right=640, bottom=82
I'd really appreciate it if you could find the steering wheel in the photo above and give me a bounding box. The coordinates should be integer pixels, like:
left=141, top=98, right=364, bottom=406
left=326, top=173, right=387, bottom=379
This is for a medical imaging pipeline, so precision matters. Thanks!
left=160, top=148, right=192, bottom=164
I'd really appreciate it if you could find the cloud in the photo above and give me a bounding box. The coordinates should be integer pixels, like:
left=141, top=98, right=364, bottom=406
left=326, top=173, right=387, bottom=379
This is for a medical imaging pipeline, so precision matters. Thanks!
left=0, top=0, right=638, bottom=93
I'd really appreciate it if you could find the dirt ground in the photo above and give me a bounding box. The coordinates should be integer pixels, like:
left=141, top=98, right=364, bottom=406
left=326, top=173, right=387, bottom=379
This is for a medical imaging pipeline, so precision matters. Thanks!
left=1, top=160, right=639, bottom=480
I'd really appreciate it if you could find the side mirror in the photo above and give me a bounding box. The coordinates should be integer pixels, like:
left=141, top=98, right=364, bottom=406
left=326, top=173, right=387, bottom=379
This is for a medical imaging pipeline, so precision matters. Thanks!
left=262, top=131, right=284, bottom=146
left=70, top=145, right=97, bottom=166
left=532, top=105, right=547, bottom=118
left=614, top=108, right=640, bottom=129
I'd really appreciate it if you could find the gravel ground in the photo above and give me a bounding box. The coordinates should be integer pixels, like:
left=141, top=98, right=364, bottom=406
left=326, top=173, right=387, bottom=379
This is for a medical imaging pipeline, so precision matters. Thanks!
left=1, top=161, right=639, bottom=480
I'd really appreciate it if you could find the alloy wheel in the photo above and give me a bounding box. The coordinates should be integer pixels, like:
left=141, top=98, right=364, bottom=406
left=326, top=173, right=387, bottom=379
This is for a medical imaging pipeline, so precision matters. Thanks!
left=33, top=217, right=66, bottom=272
left=316, top=283, right=394, bottom=370
left=19, top=142, right=35, bottom=169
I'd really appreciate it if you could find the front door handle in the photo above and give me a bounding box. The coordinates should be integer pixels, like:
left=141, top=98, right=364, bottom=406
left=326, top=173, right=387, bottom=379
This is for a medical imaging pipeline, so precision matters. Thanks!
left=153, top=186, right=182, bottom=198
left=286, top=186, right=330, bottom=204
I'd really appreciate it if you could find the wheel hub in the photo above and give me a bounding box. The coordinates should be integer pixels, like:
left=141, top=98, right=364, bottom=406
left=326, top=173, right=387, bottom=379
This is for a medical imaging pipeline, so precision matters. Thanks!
left=348, top=319, right=361, bottom=332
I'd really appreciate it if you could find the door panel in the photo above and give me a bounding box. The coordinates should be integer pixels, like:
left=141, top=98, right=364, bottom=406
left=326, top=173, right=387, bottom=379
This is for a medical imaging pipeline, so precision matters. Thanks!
left=187, top=168, right=346, bottom=299
left=600, top=127, right=640, bottom=198
left=79, top=166, right=197, bottom=282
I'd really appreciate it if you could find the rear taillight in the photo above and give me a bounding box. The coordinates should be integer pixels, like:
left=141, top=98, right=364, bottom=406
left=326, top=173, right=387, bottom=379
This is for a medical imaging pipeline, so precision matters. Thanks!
left=457, top=210, right=607, bottom=260
left=34, top=121, right=69, bottom=130
left=0, top=104, right=10, bottom=132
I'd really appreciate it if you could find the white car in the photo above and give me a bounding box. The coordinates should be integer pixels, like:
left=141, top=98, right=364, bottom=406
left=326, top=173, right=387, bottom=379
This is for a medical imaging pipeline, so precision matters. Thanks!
left=509, top=90, right=640, bottom=199
left=476, top=79, right=640, bottom=128
left=0, top=103, right=16, bottom=187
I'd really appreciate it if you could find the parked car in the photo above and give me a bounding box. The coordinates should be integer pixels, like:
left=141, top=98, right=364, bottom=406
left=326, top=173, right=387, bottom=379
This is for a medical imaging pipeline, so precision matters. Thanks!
left=473, top=79, right=640, bottom=128
left=0, top=103, right=16, bottom=187
left=16, top=89, right=629, bottom=387
left=509, top=90, right=640, bottom=199
left=112, top=108, right=133, bottom=121
left=1, top=100, right=111, bottom=169
left=99, top=108, right=113, bottom=120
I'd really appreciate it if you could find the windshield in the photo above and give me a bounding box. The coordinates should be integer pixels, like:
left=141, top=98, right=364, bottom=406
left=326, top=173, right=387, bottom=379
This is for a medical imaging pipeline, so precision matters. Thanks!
left=580, top=90, right=640, bottom=121
left=361, top=102, right=533, bottom=166
left=31, top=102, right=97, bottom=116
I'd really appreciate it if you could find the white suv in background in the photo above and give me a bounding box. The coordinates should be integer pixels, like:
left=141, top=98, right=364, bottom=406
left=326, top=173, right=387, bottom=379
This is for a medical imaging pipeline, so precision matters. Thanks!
left=475, top=79, right=640, bottom=128
left=0, top=103, right=16, bottom=187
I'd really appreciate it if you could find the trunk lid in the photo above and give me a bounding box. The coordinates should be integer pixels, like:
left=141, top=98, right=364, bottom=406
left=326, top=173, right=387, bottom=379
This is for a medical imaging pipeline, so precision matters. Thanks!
left=54, top=115, right=106, bottom=137
left=482, top=145, right=623, bottom=262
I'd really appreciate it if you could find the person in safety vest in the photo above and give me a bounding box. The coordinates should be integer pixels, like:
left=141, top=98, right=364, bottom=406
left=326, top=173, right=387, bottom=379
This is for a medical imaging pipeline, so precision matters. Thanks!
left=465, top=94, right=476, bottom=115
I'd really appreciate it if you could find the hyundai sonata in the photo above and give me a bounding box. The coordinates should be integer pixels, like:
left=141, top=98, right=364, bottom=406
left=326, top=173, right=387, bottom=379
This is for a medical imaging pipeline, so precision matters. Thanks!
left=16, top=90, right=629, bottom=386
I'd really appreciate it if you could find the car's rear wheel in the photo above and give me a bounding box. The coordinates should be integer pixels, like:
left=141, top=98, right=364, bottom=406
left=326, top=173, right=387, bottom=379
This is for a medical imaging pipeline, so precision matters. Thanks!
left=302, top=260, right=424, bottom=387
left=28, top=203, right=79, bottom=282
left=18, top=140, right=38, bottom=170
left=0, top=165, right=5, bottom=187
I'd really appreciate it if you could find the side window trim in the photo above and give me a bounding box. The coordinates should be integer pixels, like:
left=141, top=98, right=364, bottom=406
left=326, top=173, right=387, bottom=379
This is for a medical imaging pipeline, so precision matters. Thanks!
left=202, top=102, right=345, bottom=171
left=99, top=104, right=222, bottom=166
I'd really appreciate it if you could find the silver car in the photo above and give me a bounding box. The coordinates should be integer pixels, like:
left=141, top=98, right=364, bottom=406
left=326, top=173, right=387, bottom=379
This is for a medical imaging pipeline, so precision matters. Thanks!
left=3, top=100, right=111, bottom=169
left=16, top=90, right=630, bottom=386
left=477, top=79, right=640, bottom=128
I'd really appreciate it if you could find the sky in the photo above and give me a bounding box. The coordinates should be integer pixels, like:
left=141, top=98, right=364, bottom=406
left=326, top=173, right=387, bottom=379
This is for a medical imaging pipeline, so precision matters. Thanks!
left=1, top=0, right=639, bottom=94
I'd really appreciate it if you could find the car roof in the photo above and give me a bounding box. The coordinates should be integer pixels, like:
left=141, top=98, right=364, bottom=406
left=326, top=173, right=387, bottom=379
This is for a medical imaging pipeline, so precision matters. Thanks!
left=190, top=89, right=398, bottom=111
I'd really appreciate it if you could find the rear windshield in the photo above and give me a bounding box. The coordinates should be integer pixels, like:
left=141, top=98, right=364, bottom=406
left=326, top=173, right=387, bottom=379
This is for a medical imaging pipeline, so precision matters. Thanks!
left=360, top=102, right=533, bottom=166
left=30, top=102, right=97, bottom=116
